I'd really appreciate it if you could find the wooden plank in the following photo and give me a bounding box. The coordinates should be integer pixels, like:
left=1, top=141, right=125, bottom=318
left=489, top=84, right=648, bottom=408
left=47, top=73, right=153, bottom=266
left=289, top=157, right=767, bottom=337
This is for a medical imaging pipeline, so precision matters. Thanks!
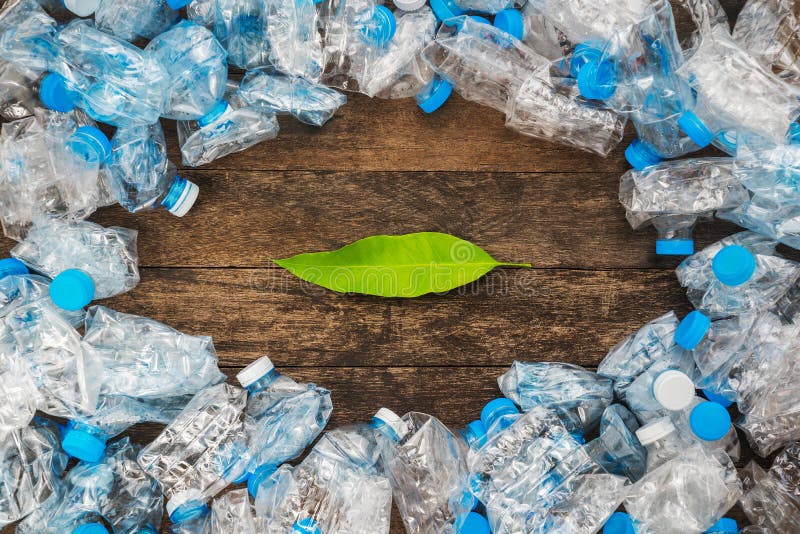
left=74, top=170, right=741, bottom=270
left=98, top=267, right=693, bottom=368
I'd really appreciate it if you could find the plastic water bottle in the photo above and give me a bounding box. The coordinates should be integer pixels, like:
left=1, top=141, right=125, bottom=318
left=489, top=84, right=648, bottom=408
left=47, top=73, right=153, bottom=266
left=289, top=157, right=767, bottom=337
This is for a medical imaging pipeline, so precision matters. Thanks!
left=718, top=193, right=800, bottom=251
left=360, top=8, right=436, bottom=99
left=94, top=0, right=185, bottom=42
left=0, top=112, right=111, bottom=241
left=740, top=442, right=800, bottom=530
left=108, top=123, right=200, bottom=216
left=61, top=395, right=187, bottom=463
left=42, top=20, right=168, bottom=128
left=137, top=383, right=248, bottom=523
left=624, top=443, right=742, bottom=534
left=11, top=218, right=140, bottom=310
left=319, top=0, right=398, bottom=92
left=0, top=0, right=58, bottom=77
left=677, top=26, right=800, bottom=147
left=673, top=399, right=740, bottom=462
left=598, top=311, right=685, bottom=397
left=238, top=69, right=347, bottom=127
left=177, top=94, right=280, bottom=168
left=145, top=20, right=228, bottom=121
left=202, top=0, right=273, bottom=70
left=83, top=305, right=225, bottom=399
left=619, top=158, right=748, bottom=255
left=524, top=0, right=650, bottom=44
left=729, top=128, right=800, bottom=204
left=492, top=4, right=572, bottom=60
left=379, top=411, right=473, bottom=534
left=252, top=409, right=399, bottom=533
left=586, top=404, right=647, bottom=482
left=676, top=238, right=800, bottom=317
left=233, top=356, right=333, bottom=496
left=498, top=361, right=614, bottom=433
left=625, top=362, right=696, bottom=424
left=733, top=0, right=800, bottom=83
left=0, top=416, right=67, bottom=527
left=265, top=0, right=324, bottom=81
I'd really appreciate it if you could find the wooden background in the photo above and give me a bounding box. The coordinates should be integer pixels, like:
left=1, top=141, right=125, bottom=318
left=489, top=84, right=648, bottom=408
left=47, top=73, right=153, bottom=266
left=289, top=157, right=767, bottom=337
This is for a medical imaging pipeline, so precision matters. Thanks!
left=0, top=0, right=760, bottom=531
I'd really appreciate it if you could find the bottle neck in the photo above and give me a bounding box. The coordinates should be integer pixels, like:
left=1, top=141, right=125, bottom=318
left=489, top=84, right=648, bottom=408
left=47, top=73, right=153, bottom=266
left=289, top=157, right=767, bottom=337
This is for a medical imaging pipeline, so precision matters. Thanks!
left=245, top=369, right=280, bottom=393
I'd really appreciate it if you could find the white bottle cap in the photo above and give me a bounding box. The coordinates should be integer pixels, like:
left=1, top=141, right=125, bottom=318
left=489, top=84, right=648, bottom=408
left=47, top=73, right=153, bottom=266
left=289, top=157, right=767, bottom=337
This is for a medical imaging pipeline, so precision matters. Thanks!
left=236, top=356, right=275, bottom=388
left=393, top=0, right=425, bottom=11
left=635, top=417, right=676, bottom=445
left=166, top=179, right=199, bottom=217
left=373, top=407, right=409, bottom=439
left=63, top=0, right=101, bottom=17
left=653, top=370, right=695, bottom=411
left=166, top=489, right=203, bottom=517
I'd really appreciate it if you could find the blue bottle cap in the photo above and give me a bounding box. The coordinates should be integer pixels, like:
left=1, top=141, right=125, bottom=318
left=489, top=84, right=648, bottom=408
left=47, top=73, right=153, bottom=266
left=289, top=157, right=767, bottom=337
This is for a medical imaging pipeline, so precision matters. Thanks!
left=361, top=5, right=397, bottom=46
left=61, top=424, right=106, bottom=463
left=702, top=388, right=734, bottom=408
left=40, top=73, right=77, bottom=113
left=712, top=245, right=756, bottom=286
left=0, top=258, right=29, bottom=279
left=429, top=0, right=464, bottom=24
left=625, top=138, right=662, bottom=170
left=166, top=0, right=191, bottom=8
left=462, top=419, right=487, bottom=448
left=49, top=269, right=95, bottom=311
left=67, top=126, right=112, bottom=164
left=577, top=59, right=616, bottom=101
left=460, top=512, right=490, bottom=534
left=417, top=77, right=452, bottom=114
left=198, top=100, right=229, bottom=127
left=690, top=401, right=732, bottom=442
left=72, top=523, right=109, bottom=534
left=493, top=9, right=524, bottom=40
left=704, top=517, right=738, bottom=533
left=571, top=42, right=604, bottom=77
left=293, top=517, right=322, bottom=534
left=674, top=310, right=711, bottom=350
left=247, top=463, right=278, bottom=498
left=480, top=398, right=519, bottom=430
left=678, top=110, right=714, bottom=148
left=161, top=176, right=199, bottom=217
left=604, top=512, right=634, bottom=534
left=169, top=500, right=209, bottom=524
left=655, top=239, right=694, bottom=256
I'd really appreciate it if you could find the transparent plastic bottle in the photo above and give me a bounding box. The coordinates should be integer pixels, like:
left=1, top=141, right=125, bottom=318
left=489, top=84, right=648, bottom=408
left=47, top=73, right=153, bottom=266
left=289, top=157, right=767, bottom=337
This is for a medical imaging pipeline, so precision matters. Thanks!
left=11, top=218, right=140, bottom=310
left=619, top=158, right=747, bottom=255
left=146, top=20, right=228, bottom=121
left=265, top=0, right=324, bottom=81
left=733, top=0, right=800, bottom=83
left=635, top=417, right=693, bottom=471
left=94, top=0, right=185, bottom=42
left=740, top=442, right=800, bottom=530
left=234, top=356, right=333, bottom=497
left=586, top=404, right=647, bottom=483
left=0, top=0, right=58, bottom=77
left=108, top=123, right=200, bottom=216
left=238, top=68, right=347, bottom=127
left=674, top=399, right=740, bottom=462
left=626, top=363, right=696, bottom=424
left=207, top=0, right=272, bottom=70
left=498, top=361, right=614, bottom=433
left=718, top=193, right=800, bottom=251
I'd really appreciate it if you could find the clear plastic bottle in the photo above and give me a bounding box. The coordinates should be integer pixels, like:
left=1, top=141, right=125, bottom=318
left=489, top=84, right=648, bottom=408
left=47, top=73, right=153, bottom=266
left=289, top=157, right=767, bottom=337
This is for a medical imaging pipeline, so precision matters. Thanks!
left=108, top=123, right=200, bottom=216
left=238, top=68, right=347, bottom=127
left=718, top=193, right=800, bottom=251
left=675, top=399, right=740, bottom=462
left=0, top=0, right=59, bottom=78
left=94, top=0, right=185, bottom=42
left=234, top=356, right=333, bottom=497
left=265, top=0, right=324, bottom=81
left=586, top=404, right=647, bottom=483
left=619, top=158, right=747, bottom=255
left=206, top=0, right=272, bottom=70
left=740, top=442, right=800, bottom=530
left=635, top=416, right=693, bottom=471
left=733, top=0, right=800, bottom=83
left=146, top=20, right=228, bottom=121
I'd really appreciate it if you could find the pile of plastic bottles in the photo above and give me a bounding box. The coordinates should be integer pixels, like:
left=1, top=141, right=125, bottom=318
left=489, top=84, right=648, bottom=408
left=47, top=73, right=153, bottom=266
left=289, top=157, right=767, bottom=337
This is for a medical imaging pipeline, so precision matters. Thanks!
left=3, top=0, right=800, bottom=532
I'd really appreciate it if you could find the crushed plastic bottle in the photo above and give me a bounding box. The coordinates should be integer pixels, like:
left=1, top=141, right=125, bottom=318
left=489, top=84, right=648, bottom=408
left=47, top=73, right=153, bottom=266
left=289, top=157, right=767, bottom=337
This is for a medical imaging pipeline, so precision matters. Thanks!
left=498, top=361, right=613, bottom=433
left=203, top=0, right=272, bottom=70
left=177, top=91, right=280, bottom=168
left=586, top=404, right=647, bottom=482
left=266, top=0, right=324, bottom=81
left=146, top=20, right=229, bottom=121
left=83, top=305, right=225, bottom=399
left=740, top=442, right=800, bottom=531
left=675, top=233, right=800, bottom=317
left=493, top=4, right=571, bottom=61
left=625, top=363, right=696, bottom=424
left=253, top=409, right=398, bottom=533
left=380, top=411, right=473, bottom=533
left=43, top=20, right=168, bottom=128
left=0, top=416, right=67, bottom=527
left=525, top=0, right=650, bottom=44
left=674, top=398, right=741, bottom=462
left=677, top=26, right=800, bottom=147
left=137, top=383, right=248, bottom=522
left=108, top=123, right=200, bottom=216
left=0, top=112, right=111, bottom=241
left=718, top=193, right=800, bottom=251
left=204, top=488, right=261, bottom=533
left=619, top=158, right=748, bottom=255
left=0, top=0, right=58, bottom=78
left=623, top=443, right=742, bottom=533
left=234, top=356, right=332, bottom=496
left=238, top=68, right=347, bottom=127
left=733, top=0, right=800, bottom=82
left=12, top=218, right=140, bottom=309
left=94, top=0, right=184, bottom=42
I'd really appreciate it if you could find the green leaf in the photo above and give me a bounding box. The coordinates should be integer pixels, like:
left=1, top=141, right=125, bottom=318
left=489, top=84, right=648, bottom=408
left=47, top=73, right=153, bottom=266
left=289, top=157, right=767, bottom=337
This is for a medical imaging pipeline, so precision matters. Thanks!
left=274, top=232, right=530, bottom=297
